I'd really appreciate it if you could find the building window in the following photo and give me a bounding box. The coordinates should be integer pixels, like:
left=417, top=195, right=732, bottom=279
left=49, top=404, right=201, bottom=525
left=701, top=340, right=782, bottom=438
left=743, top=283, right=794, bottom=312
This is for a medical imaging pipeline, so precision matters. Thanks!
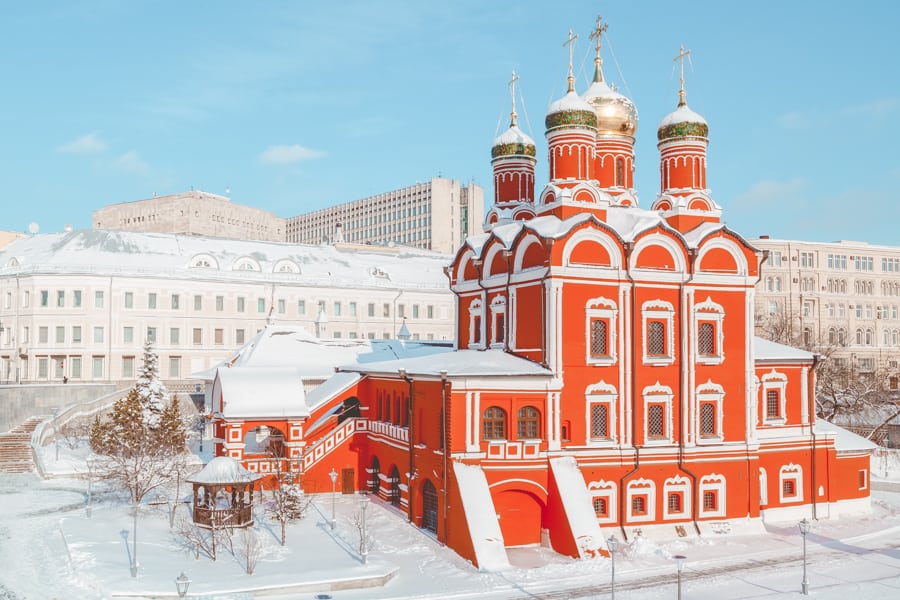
left=643, top=384, right=673, bottom=443
left=761, top=372, right=788, bottom=423
left=703, top=491, right=717, bottom=511
left=194, top=295, right=202, bottom=311
left=779, top=465, right=803, bottom=503
left=482, top=406, right=507, bottom=440
left=146, top=327, right=157, bottom=344
left=237, top=297, right=246, bottom=313
left=92, top=356, right=104, bottom=379
left=216, top=296, right=224, bottom=311
left=122, top=356, right=135, bottom=378
left=333, top=301, right=341, bottom=317
left=73, top=290, right=82, bottom=307
left=631, top=496, right=647, bottom=516
left=368, top=303, right=375, bottom=317
left=235, top=329, right=245, bottom=345
left=647, top=404, right=665, bottom=438
left=123, top=327, right=133, bottom=344
left=55, top=326, right=65, bottom=344
left=647, top=321, right=665, bottom=355
left=591, top=404, right=609, bottom=439
left=700, top=402, right=716, bottom=437
left=214, top=328, right=224, bottom=345
left=667, top=493, right=682, bottom=514
left=38, top=358, right=48, bottom=379
left=699, top=474, right=726, bottom=516
left=94, top=290, right=104, bottom=308
left=171, top=294, right=180, bottom=310
left=170, top=328, right=179, bottom=344
left=698, top=322, right=714, bottom=354
left=169, top=357, right=181, bottom=378
left=257, top=298, right=266, bottom=313
left=468, top=299, right=484, bottom=349
left=642, top=300, right=674, bottom=364
left=858, top=469, right=867, bottom=490
left=349, top=302, right=357, bottom=317
left=148, top=293, right=157, bottom=309
left=93, top=327, right=104, bottom=344
left=782, top=480, right=795, bottom=497
left=517, top=406, right=540, bottom=439
left=766, top=390, right=780, bottom=419
left=72, top=326, right=82, bottom=344
left=124, top=292, right=133, bottom=309
left=56, top=290, right=65, bottom=307
left=192, top=328, right=202, bottom=345
left=490, top=296, right=507, bottom=348
left=593, top=497, right=608, bottom=518
left=383, top=303, right=390, bottom=318
left=38, top=326, right=48, bottom=344
left=71, top=357, right=81, bottom=379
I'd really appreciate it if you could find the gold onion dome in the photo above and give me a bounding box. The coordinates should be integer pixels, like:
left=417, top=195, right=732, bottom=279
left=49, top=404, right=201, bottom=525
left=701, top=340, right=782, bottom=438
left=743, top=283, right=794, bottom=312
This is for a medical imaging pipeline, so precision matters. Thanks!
left=582, top=65, right=638, bottom=137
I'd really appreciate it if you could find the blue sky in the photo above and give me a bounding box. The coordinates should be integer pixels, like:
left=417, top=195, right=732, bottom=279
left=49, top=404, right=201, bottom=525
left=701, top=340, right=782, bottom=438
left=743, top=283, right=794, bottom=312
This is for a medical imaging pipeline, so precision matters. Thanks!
left=2, top=1, right=898, bottom=245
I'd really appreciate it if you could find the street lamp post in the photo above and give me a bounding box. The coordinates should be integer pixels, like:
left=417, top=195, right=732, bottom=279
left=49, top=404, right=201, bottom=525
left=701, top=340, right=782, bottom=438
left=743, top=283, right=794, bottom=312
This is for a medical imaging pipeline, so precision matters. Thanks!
left=53, top=409, right=60, bottom=462
left=674, top=554, right=686, bottom=600
left=360, top=494, right=369, bottom=564
left=799, top=518, right=811, bottom=595
left=328, top=468, right=338, bottom=530
left=86, top=456, right=96, bottom=518
left=131, top=502, right=139, bottom=577
left=174, top=571, right=191, bottom=598
left=606, top=535, right=619, bottom=600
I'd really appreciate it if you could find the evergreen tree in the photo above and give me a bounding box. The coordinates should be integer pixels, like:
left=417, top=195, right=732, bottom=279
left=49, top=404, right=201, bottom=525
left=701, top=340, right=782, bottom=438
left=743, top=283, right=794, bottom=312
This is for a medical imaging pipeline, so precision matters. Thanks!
left=135, top=339, right=168, bottom=429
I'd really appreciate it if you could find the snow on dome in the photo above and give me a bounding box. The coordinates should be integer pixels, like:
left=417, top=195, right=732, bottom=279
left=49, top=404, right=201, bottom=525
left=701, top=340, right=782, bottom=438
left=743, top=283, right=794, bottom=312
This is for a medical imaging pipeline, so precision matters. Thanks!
left=657, top=103, right=709, bottom=141
left=491, top=125, right=536, bottom=159
left=545, top=91, right=597, bottom=131
left=187, top=456, right=262, bottom=485
left=582, top=79, right=638, bottom=137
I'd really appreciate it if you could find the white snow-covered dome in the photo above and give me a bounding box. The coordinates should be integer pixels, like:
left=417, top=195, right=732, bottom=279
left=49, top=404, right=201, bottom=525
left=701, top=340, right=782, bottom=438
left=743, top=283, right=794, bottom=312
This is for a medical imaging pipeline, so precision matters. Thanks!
left=187, top=456, right=262, bottom=484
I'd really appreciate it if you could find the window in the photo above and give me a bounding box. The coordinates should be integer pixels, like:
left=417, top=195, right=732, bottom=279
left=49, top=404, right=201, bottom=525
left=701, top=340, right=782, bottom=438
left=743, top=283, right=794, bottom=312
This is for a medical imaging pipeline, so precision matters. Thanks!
left=368, top=303, right=375, bottom=317
left=169, top=357, right=181, bottom=378
left=858, top=469, right=867, bottom=490
left=214, top=328, right=224, bottom=345
left=490, top=296, right=507, bottom=347
left=169, top=328, right=179, bottom=345
left=124, top=292, right=133, bottom=309
left=700, top=403, right=716, bottom=437
left=647, top=321, right=665, bottom=354
left=55, top=326, right=65, bottom=343
left=237, top=297, right=246, bottom=313
left=800, top=251, right=815, bottom=268
left=643, top=300, right=674, bottom=363
left=593, top=497, right=608, bottom=518
left=73, top=290, right=82, bottom=307
left=92, top=356, right=104, bottom=379
left=698, top=322, right=714, bottom=355
left=147, top=327, right=157, bottom=343
left=122, top=356, right=135, bottom=378
left=38, top=358, right=48, bottom=379
left=428, top=305, right=434, bottom=319
left=333, top=301, right=341, bottom=317
left=517, top=406, right=540, bottom=439
left=779, top=465, right=803, bottom=503
left=40, top=290, right=49, bottom=307
left=383, top=303, right=390, bottom=318
left=482, top=406, right=507, bottom=440
left=194, top=295, right=202, bottom=311
left=192, top=328, right=202, bottom=345
left=216, top=296, right=224, bottom=311
left=591, top=404, right=609, bottom=439
left=95, top=290, right=105, bottom=308
left=667, top=493, right=682, bottom=514
left=148, top=293, right=157, bottom=309
left=39, top=327, right=48, bottom=344
left=468, top=299, right=484, bottom=349
left=22, top=291, right=30, bottom=308
left=766, top=390, right=780, bottom=419
left=93, top=327, right=104, bottom=343
left=590, top=320, right=609, bottom=356
left=782, top=480, right=796, bottom=497
left=297, top=299, right=305, bottom=315
left=235, top=329, right=245, bottom=345
left=70, top=357, right=81, bottom=379
left=350, top=302, right=357, bottom=317
left=647, top=404, right=665, bottom=438
left=171, top=294, right=180, bottom=310
left=703, top=491, right=717, bottom=511
left=72, top=326, right=82, bottom=344
left=53, top=290, right=64, bottom=307
left=257, top=298, right=266, bottom=313
left=631, top=496, right=647, bottom=515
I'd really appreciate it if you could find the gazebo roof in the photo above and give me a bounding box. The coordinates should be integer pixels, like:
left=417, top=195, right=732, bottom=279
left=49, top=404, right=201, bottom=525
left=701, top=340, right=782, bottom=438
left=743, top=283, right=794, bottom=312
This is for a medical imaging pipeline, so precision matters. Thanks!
left=186, top=456, right=262, bottom=485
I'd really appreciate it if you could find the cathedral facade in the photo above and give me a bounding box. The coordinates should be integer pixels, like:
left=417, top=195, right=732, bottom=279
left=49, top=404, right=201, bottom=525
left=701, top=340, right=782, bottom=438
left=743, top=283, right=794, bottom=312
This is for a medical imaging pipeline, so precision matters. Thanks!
left=211, top=21, right=873, bottom=569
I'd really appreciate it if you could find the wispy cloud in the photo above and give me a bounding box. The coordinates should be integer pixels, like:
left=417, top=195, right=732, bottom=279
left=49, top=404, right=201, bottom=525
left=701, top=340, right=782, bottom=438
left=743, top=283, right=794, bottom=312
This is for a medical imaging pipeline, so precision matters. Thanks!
left=259, top=144, right=326, bottom=165
left=729, top=178, right=806, bottom=210
left=112, top=150, right=150, bottom=176
left=777, top=96, right=900, bottom=130
left=57, top=132, right=107, bottom=154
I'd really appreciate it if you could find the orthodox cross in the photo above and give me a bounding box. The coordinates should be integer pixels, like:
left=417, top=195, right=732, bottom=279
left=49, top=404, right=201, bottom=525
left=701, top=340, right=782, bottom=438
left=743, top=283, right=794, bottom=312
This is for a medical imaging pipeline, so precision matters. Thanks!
left=508, top=70, right=519, bottom=126
left=563, top=29, right=578, bottom=92
left=589, top=15, right=608, bottom=82
left=674, top=44, right=691, bottom=106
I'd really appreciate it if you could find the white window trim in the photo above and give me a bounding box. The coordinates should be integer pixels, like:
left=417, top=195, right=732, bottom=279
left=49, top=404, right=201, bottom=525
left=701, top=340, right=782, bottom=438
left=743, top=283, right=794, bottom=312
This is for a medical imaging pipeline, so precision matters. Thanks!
left=696, top=380, right=724, bottom=443
left=779, top=464, right=803, bottom=504
left=663, top=475, right=691, bottom=520
left=759, top=467, right=769, bottom=506
left=489, top=296, right=507, bottom=349
left=467, top=298, right=484, bottom=350
left=858, top=469, right=868, bottom=491
left=585, top=296, right=618, bottom=366
left=694, top=297, right=725, bottom=365
left=626, top=478, right=656, bottom=523
left=699, top=474, right=726, bottom=518
left=587, top=479, right=617, bottom=524
left=643, top=382, right=673, bottom=445
left=761, top=370, right=788, bottom=425
left=642, top=300, right=675, bottom=365
left=585, top=380, right=617, bottom=446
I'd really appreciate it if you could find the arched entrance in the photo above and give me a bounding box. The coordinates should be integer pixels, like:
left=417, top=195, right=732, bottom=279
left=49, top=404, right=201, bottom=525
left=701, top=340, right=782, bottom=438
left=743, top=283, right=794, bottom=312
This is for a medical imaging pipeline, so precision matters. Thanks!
left=370, top=456, right=381, bottom=495
left=422, top=479, right=438, bottom=533
left=389, top=466, right=401, bottom=507
left=494, top=489, right=545, bottom=546
left=243, top=425, right=285, bottom=457
left=339, top=396, right=361, bottom=423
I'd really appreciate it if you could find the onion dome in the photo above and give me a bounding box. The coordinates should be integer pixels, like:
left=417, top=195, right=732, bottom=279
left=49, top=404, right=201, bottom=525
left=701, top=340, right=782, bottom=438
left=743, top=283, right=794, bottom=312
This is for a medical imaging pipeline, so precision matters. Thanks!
left=492, top=115, right=536, bottom=160
left=657, top=102, right=708, bottom=141
left=582, top=17, right=638, bottom=137
left=545, top=90, right=597, bottom=132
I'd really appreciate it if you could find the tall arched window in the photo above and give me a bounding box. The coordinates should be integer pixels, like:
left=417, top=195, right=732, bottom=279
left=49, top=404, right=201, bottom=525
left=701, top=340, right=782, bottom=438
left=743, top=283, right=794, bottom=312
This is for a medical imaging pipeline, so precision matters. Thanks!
left=482, top=407, right=507, bottom=440
left=422, top=480, right=438, bottom=533
left=389, top=466, right=401, bottom=506
left=517, top=406, right=541, bottom=439
left=370, top=456, right=381, bottom=495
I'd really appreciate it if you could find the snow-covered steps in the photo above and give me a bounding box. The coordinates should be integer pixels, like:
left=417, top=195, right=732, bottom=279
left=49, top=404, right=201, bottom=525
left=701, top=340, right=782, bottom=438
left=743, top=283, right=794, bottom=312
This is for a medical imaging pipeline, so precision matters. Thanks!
left=0, top=416, right=47, bottom=474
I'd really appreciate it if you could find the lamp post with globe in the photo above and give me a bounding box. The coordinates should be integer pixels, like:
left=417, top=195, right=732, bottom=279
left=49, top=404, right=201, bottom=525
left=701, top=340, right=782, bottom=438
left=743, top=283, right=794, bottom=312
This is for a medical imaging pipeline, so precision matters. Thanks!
left=606, top=535, right=619, bottom=599
left=799, top=518, right=811, bottom=595
left=328, top=468, right=338, bottom=530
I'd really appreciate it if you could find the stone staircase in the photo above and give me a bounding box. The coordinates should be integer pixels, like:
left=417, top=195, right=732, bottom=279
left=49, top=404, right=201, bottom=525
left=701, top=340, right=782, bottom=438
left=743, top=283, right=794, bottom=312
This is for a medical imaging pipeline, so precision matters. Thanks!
left=0, top=416, right=47, bottom=474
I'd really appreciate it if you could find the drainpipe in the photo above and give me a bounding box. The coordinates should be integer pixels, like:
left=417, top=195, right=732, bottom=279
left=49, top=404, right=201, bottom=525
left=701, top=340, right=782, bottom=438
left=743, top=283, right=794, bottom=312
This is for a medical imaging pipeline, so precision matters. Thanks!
left=503, top=250, right=513, bottom=353
left=678, top=249, right=701, bottom=536
left=810, top=354, right=820, bottom=520
left=440, top=369, right=449, bottom=540
left=400, top=368, right=414, bottom=523
left=539, top=241, right=554, bottom=369
left=618, top=242, right=639, bottom=541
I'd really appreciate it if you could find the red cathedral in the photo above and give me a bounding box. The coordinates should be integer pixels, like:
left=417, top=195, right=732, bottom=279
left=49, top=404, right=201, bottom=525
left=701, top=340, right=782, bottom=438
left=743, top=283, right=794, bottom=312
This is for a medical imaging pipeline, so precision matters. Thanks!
left=210, top=21, right=873, bottom=569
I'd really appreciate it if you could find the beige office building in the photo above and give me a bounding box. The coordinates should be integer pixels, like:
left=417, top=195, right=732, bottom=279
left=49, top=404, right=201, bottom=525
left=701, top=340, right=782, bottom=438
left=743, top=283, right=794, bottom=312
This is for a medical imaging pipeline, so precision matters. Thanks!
left=285, top=178, right=484, bottom=253
left=753, top=237, right=900, bottom=384
left=92, top=190, right=287, bottom=242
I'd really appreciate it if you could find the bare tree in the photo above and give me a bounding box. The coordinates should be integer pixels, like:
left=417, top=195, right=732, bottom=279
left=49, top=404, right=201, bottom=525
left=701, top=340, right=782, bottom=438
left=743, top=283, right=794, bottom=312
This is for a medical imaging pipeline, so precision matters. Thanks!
left=350, top=509, right=374, bottom=560
left=816, top=355, right=900, bottom=435
left=266, top=456, right=311, bottom=546
left=237, top=529, right=262, bottom=575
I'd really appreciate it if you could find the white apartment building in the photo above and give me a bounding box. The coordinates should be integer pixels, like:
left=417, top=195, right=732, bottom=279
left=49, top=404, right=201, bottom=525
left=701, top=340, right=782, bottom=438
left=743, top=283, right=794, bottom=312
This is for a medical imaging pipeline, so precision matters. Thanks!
left=285, top=178, right=484, bottom=254
left=92, top=190, right=287, bottom=242
left=753, top=237, right=900, bottom=385
left=0, top=230, right=456, bottom=385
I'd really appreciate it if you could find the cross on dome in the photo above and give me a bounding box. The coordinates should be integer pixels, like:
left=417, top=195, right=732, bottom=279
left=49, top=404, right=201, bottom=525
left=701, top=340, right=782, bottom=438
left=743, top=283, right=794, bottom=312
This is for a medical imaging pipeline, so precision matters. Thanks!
left=508, top=70, right=519, bottom=126
left=674, top=44, right=692, bottom=107
left=563, top=29, right=578, bottom=92
left=589, top=15, right=608, bottom=83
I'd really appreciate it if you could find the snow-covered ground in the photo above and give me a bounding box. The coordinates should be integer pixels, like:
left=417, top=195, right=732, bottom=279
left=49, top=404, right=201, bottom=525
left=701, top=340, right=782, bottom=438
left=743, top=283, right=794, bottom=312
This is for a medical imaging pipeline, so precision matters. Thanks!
left=2, top=443, right=900, bottom=599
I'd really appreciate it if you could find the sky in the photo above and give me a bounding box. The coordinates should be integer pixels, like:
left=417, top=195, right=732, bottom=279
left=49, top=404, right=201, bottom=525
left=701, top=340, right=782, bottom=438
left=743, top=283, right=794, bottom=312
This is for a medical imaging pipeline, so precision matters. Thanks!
left=1, top=1, right=899, bottom=245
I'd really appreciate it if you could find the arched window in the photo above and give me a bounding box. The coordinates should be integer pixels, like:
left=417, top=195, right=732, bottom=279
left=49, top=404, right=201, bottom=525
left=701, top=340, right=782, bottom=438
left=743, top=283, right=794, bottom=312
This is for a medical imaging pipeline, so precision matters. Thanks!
left=517, top=406, right=540, bottom=439
left=856, top=328, right=864, bottom=345
left=482, top=407, right=507, bottom=440
left=389, top=466, right=401, bottom=507
left=370, top=456, right=381, bottom=495
left=866, top=329, right=873, bottom=346
left=667, top=493, right=682, bottom=513
left=615, top=157, right=625, bottom=186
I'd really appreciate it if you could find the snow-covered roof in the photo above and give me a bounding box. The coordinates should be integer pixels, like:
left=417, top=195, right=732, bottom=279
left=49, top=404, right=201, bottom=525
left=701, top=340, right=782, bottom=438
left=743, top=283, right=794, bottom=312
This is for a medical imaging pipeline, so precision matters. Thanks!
left=216, top=366, right=309, bottom=419
left=186, top=456, right=262, bottom=484
left=492, top=124, right=535, bottom=147
left=0, top=229, right=452, bottom=290
left=305, top=372, right=362, bottom=411
left=339, top=348, right=551, bottom=378
left=815, top=420, right=879, bottom=453
left=753, top=337, right=816, bottom=362
left=658, top=103, right=708, bottom=127
left=547, top=90, right=594, bottom=115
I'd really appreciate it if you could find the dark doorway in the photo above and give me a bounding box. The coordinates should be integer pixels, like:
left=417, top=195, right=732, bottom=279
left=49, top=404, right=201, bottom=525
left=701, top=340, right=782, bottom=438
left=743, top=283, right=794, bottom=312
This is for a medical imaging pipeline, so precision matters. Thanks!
left=389, top=466, right=401, bottom=507
left=341, top=468, right=354, bottom=494
left=422, top=479, right=438, bottom=533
